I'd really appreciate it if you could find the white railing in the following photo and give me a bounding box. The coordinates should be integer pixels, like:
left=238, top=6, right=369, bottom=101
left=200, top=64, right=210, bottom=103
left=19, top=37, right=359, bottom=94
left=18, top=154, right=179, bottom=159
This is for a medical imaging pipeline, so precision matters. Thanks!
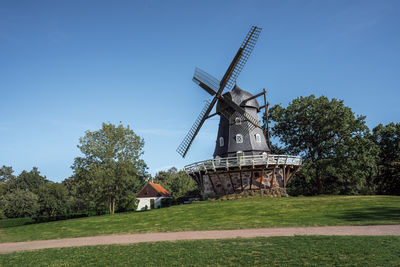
left=184, top=154, right=302, bottom=174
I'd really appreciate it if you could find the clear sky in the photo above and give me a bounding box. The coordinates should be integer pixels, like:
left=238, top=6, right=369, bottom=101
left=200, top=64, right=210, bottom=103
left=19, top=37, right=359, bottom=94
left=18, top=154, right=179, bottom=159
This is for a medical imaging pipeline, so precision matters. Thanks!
left=1, top=0, right=399, bottom=182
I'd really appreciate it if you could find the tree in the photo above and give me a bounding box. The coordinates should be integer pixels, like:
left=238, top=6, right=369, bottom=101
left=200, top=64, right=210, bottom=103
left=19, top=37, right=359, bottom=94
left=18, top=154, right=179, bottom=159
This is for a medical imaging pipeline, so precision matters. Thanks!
left=269, top=95, right=378, bottom=195
left=72, top=123, right=147, bottom=214
left=62, top=175, right=92, bottom=214
left=0, top=166, right=15, bottom=183
left=371, top=123, right=400, bottom=195
left=9, top=167, right=49, bottom=194
left=1, top=189, right=39, bottom=218
left=37, top=183, right=69, bottom=217
left=154, top=167, right=198, bottom=199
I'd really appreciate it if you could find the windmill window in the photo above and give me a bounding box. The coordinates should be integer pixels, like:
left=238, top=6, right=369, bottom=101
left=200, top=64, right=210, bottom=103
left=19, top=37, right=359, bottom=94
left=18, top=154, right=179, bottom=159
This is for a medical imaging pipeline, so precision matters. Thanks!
left=236, top=134, right=243, bottom=144
left=219, top=137, right=224, bottom=147
left=255, top=133, right=261, bottom=143
left=235, top=117, right=241, bottom=125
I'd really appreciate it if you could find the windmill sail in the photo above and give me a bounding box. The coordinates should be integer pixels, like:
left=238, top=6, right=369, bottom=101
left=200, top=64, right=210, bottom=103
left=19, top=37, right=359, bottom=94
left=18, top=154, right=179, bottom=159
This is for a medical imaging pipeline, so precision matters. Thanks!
left=176, top=99, right=212, bottom=158
left=224, top=26, right=262, bottom=91
left=193, top=68, right=220, bottom=96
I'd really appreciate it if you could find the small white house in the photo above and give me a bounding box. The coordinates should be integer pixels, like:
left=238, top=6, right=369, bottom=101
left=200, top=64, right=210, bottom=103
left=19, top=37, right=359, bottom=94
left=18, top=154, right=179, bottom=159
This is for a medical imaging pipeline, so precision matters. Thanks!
left=136, top=181, right=172, bottom=211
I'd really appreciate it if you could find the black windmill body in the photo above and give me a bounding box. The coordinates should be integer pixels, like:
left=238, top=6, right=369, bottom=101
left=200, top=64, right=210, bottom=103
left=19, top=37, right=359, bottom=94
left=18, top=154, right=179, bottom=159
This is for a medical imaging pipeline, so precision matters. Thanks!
left=214, top=85, right=270, bottom=158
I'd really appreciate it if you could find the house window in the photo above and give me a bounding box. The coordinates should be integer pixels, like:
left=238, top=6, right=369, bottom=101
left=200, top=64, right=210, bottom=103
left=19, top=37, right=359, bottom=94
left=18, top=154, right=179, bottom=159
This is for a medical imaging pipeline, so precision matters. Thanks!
left=219, top=136, right=224, bottom=147
left=255, top=133, right=261, bottom=143
left=235, top=117, right=241, bottom=125
left=236, top=134, right=243, bottom=144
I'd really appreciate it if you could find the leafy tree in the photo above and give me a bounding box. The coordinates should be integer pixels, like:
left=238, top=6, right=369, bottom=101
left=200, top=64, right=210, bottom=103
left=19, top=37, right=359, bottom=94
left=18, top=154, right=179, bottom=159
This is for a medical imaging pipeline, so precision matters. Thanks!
left=0, top=189, right=39, bottom=218
left=269, top=95, right=378, bottom=195
left=0, top=166, right=13, bottom=211
left=154, top=167, right=198, bottom=199
left=62, top=175, right=92, bottom=214
left=0, top=181, right=7, bottom=197
left=0, top=165, right=15, bottom=183
left=9, top=167, right=49, bottom=194
left=0, top=182, right=7, bottom=216
left=72, top=123, right=147, bottom=214
left=371, top=123, right=400, bottom=195
left=37, top=183, right=69, bottom=217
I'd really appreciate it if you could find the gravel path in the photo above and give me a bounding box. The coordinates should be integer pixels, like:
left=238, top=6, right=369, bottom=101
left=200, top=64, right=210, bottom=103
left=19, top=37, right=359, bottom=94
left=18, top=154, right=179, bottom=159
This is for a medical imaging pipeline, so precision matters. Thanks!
left=1, top=225, right=399, bottom=254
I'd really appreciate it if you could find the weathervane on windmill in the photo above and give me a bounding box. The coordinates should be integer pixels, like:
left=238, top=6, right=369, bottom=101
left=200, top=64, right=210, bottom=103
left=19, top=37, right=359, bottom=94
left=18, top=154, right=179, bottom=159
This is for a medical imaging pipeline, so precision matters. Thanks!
left=177, top=26, right=302, bottom=198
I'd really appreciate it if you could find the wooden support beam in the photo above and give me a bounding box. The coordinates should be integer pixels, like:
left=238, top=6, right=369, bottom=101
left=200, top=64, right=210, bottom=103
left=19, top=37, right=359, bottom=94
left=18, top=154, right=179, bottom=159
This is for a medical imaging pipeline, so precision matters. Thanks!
left=250, top=171, right=253, bottom=190
left=282, top=166, right=287, bottom=188
left=206, top=112, right=218, bottom=119
left=285, top=167, right=291, bottom=187
left=263, top=88, right=272, bottom=150
left=197, top=173, right=204, bottom=195
left=216, top=173, right=227, bottom=196
left=239, top=170, right=244, bottom=191
left=228, top=172, right=236, bottom=193
left=272, top=166, right=277, bottom=188
left=242, top=91, right=265, bottom=104
left=287, top=167, right=297, bottom=181
left=192, top=171, right=201, bottom=186
left=208, top=174, right=217, bottom=196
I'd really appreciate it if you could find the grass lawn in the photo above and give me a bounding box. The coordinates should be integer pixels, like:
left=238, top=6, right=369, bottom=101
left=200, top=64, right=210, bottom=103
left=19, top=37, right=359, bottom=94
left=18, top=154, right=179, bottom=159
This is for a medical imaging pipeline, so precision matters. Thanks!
left=0, top=218, right=32, bottom=229
left=1, top=195, right=399, bottom=243
left=1, top=236, right=399, bottom=266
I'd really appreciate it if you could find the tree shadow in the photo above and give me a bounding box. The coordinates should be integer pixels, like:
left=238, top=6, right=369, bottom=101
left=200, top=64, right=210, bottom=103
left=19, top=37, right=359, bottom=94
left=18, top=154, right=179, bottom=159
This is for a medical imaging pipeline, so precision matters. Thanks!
left=333, top=207, right=400, bottom=222
left=0, top=218, right=33, bottom=229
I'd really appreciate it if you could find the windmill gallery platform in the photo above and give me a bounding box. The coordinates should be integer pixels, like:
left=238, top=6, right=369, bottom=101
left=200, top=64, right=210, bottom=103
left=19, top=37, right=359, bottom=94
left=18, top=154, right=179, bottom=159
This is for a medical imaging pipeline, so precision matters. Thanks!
left=177, top=26, right=302, bottom=198
left=185, top=154, right=302, bottom=198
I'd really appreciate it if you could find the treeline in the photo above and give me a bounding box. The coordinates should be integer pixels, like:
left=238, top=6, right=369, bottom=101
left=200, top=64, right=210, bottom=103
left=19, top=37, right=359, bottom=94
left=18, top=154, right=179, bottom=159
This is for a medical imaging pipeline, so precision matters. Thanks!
left=0, top=167, right=69, bottom=219
left=0, top=165, right=196, bottom=220
left=269, top=95, right=399, bottom=196
left=0, top=123, right=196, bottom=220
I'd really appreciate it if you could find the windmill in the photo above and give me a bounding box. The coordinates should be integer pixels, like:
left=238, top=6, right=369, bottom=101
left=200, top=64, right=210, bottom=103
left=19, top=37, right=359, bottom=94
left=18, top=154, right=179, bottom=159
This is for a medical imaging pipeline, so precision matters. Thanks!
left=178, top=26, right=302, bottom=198
left=177, top=26, right=264, bottom=158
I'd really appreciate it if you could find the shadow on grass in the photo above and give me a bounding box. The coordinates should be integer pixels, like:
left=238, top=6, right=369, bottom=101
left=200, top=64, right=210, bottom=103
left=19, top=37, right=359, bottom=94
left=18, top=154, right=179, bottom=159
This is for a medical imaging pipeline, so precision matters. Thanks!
left=333, top=207, right=400, bottom=222
left=0, top=218, right=33, bottom=229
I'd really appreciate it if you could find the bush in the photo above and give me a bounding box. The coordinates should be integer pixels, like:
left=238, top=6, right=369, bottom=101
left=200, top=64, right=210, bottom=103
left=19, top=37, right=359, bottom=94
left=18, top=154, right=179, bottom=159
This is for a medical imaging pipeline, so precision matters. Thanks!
left=1, top=189, right=39, bottom=218
left=161, top=198, right=176, bottom=207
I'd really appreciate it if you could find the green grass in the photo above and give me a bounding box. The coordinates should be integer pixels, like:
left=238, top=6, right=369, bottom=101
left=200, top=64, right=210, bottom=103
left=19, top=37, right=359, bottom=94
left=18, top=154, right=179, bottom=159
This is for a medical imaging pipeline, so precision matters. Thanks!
left=0, top=218, right=32, bottom=229
left=1, top=195, right=399, bottom=243
left=1, top=236, right=399, bottom=266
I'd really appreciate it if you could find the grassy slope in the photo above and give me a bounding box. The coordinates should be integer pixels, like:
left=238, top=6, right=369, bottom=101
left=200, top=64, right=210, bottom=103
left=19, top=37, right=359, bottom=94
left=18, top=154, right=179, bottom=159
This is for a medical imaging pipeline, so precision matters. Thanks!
left=1, top=236, right=399, bottom=266
left=1, top=195, right=399, bottom=243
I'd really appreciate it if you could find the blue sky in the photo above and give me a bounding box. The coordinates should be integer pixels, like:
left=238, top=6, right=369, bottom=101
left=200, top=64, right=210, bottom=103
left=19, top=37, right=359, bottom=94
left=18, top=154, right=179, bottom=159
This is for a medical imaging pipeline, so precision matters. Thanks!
left=1, top=0, right=399, bottom=182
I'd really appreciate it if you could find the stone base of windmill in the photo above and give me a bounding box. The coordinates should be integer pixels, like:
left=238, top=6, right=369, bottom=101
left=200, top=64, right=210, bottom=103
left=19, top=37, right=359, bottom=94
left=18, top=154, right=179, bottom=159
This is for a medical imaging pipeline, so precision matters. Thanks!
left=217, top=188, right=289, bottom=200
left=184, top=154, right=302, bottom=199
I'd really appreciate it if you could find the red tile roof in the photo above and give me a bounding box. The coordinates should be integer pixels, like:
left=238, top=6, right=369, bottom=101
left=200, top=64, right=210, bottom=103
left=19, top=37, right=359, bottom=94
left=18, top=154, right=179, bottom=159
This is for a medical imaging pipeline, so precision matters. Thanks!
left=149, top=181, right=172, bottom=197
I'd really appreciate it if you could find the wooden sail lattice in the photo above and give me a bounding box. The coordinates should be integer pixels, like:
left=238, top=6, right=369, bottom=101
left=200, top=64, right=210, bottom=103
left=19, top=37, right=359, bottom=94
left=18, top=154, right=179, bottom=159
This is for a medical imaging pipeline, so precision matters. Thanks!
left=225, top=26, right=262, bottom=91
left=177, top=99, right=212, bottom=157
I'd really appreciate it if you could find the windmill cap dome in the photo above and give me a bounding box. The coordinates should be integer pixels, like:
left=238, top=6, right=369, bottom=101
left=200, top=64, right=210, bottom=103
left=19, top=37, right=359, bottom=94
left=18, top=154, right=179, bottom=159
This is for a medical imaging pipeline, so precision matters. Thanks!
left=217, top=84, right=260, bottom=111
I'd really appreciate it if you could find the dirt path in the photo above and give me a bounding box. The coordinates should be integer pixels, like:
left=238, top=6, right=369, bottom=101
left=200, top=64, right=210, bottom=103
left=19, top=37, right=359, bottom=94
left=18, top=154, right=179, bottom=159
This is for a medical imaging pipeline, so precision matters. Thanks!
left=1, top=225, right=399, bottom=254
